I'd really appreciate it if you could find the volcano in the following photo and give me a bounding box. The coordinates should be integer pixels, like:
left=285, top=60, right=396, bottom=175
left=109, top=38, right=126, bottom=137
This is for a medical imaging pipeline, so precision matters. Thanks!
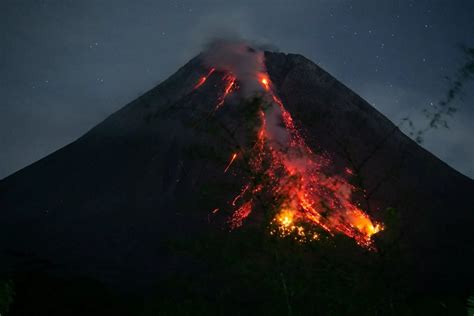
left=1, top=43, right=473, bottom=313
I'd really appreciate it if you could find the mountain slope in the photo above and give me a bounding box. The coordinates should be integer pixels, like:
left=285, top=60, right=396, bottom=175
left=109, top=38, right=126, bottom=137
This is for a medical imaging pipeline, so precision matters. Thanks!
left=1, top=49, right=473, bottom=297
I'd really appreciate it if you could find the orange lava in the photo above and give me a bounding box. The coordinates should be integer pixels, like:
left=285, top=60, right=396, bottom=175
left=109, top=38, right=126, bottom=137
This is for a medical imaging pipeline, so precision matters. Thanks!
left=194, top=66, right=383, bottom=249
left=260, top=75, right=270, bottom=91
left=224, top=153, right=238, bottom=173
left=262, top=90, right=383, bottom=248
left=215, top=73, right=236, bottom=110
left=193, top=68, right=215, bottom=90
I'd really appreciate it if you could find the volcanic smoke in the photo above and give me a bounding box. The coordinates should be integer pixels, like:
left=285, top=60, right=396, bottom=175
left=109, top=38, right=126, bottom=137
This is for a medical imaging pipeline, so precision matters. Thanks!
left=196, top=39, right=383, bottom=248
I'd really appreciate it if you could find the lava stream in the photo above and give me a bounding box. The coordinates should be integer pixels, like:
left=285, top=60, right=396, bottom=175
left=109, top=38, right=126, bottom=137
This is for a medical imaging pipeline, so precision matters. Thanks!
left=193, top=67, right=215, bottom=90
left=215, top=73, right=236, bottom=110
left=224, top=153, right=238, bottom=173
left=194, top=67, right=383, bottom=248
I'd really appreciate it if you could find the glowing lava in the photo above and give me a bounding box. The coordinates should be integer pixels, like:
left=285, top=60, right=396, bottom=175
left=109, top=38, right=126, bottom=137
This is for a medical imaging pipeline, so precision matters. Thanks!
left=215, top=73, right=236, bottom=110
left=194, top=68, right=215, bottom=90
left=259, top=74, right=270, bottom=91
left=260, top=89, right=383, bottom=248
left=224, top=153, right=238, bottom=173
left=194, top=66, right=383, bottom=249
left=229, top=200, right=253, bottom=230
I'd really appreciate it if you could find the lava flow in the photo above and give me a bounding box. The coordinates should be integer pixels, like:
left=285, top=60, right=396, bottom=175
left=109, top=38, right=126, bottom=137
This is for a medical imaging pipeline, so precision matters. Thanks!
left=194, top=66, right=383, bottom=249
left=224, top=153, right=238, bottom=173
left=215, top=73, right=236, bottom=110
left=193, top=67, right=215, bottom=90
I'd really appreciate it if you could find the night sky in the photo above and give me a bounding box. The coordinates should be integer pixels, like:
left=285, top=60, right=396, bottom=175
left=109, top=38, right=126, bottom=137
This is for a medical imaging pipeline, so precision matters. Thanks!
left=1, top=0, right=473, bottom=179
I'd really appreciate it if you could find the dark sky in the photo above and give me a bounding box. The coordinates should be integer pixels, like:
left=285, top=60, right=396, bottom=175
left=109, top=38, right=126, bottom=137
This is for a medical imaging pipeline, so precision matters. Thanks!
left=1, top=0, right=473, bottom=179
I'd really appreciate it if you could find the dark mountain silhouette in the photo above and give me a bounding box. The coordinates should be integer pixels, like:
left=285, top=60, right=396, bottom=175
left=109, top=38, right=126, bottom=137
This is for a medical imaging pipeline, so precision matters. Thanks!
left=1, top=49, right=473, bottom=310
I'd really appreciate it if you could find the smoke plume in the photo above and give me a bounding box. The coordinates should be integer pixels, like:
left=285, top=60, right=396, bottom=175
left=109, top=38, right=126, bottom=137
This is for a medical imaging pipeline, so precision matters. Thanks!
left=202, top=38, right=267, bottom=96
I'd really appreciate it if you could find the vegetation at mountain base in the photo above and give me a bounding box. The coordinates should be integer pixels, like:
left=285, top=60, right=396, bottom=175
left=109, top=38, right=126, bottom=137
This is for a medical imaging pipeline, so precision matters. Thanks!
left=4, top=220, right=470, bottom=315
left=0, top=278, right=14, bottom=315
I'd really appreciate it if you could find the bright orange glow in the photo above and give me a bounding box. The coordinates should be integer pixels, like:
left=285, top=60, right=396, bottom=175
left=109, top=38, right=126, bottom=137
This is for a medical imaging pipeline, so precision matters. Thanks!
left=205, top=67, right=384, bottom=249
left=277, top=209, right=294, bottom=227
left=258, top=73, right=271, bottom=91
left=270, top=208, right=319, bottom=242
left=224, top=153, right=238, bottom=173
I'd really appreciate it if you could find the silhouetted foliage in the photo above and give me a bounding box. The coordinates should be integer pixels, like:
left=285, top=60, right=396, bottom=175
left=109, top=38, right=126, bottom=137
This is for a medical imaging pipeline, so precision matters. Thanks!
left=408, top=45, right=474, bottom=143
left=468, top=294, right=474, bottom=316
left=0, top=278, right=14, bottom=315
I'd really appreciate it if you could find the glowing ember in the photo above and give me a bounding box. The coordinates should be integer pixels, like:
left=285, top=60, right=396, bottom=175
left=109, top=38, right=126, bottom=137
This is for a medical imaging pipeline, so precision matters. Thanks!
left=262, top=79, right=383, bottom=248
left=229, top=200, right=253, bottom=229
left=277, top=208, right=294, bottom=227
left=232, top=184, right=249, bottom=206
left=224, top=153, right=238, bottom=173
left=345, top=167, right=354, bottom=176
left=269, top=209, right=320, bottom=242
left=193, top=64, right=383, bottom=249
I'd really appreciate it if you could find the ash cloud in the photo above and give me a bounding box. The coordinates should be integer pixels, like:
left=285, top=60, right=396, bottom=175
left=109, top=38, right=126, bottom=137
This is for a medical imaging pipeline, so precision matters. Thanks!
left=202, top=38, right=292, bottom=149
left=264, top=104, right=291, bottom=149
left=202, top=38, right=267, bottom=96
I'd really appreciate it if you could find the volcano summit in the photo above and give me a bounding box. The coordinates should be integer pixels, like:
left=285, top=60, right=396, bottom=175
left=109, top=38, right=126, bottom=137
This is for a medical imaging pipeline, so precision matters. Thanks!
left=1, top=41, right=473, bottom=313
